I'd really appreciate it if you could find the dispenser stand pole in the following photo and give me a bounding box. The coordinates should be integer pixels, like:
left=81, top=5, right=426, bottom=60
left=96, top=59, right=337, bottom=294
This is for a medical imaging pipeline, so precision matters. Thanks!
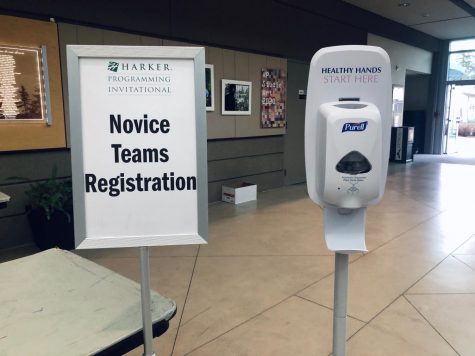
left=332, top=252, right=349, bottom=356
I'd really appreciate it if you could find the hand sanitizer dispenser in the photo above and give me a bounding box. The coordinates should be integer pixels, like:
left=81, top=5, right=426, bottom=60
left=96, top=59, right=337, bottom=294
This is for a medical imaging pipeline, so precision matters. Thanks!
left=318, top=101, right=382, bottom=209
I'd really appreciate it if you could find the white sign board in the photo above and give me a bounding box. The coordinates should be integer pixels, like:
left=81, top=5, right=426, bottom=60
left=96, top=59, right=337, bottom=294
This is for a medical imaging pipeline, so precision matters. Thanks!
left=67, top=46, right=207, bottom=249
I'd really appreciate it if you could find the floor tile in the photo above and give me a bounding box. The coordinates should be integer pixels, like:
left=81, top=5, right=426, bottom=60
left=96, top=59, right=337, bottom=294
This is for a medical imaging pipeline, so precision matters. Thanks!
left=364, top=223, right=397, bottom=252
left=205, top=184, right=331, bottom=257
left=366, top=187, right=440, bottom=238
left=454, top=255, right=475, bottom=270
left=202, top=198, right=328, bottom=257
left=430, top=210, right=475, bottom=246
left=407, top=255, right=475, bottom=294
left=188, top=296, right=364, bottom=356
left=407, top=294, right=475, bottom=356
left=3, top=158, right=475, bottom=356
left=298, top=213, right=471, bottom=322
left=389, top=162, right=475, bottom=211
left=454, top=235, right=475, bottom=255
left=172, top=256, right=334, bottom=355
left=347, top=297, right=457, bottom=356
left=84, top=256, right=196, bottom=356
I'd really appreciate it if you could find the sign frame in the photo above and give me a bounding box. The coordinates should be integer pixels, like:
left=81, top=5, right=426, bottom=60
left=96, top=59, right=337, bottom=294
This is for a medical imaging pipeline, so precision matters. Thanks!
left=67, top=45, right=208, bottom=249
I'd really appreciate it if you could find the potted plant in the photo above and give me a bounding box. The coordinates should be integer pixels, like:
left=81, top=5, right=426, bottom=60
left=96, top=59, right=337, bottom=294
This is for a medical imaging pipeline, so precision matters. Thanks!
left=23, top=169, right=75, bottom=250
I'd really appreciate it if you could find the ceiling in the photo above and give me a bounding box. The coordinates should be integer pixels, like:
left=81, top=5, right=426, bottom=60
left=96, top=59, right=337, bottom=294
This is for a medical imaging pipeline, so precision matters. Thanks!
left=343, top=0, right=475, bottom=40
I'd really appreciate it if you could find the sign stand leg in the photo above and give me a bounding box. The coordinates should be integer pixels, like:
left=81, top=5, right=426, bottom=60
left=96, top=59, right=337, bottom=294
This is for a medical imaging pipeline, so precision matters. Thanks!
left=332, top=252, right=349, bottom=356
left=140, top=246, right=156, bottom=356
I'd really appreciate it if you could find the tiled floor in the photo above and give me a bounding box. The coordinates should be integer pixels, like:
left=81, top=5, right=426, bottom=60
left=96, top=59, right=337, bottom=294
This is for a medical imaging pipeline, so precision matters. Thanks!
left=2, top=155, right=475, bottom=355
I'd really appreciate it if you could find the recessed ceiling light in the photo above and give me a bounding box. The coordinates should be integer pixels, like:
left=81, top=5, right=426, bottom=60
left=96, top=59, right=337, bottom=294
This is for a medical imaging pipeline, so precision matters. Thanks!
left=398, top=2, right=411, bottom=7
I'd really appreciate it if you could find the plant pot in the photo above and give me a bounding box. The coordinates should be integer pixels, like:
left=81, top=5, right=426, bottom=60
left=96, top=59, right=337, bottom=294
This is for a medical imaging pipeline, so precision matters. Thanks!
left=27, top=207, right=75, bottom=250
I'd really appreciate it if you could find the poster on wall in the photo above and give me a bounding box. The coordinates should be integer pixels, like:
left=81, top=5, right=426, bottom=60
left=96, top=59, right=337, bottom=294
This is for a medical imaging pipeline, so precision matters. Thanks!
left=0, top=45, right=46, bottom=120
left=261, top=68, right=286, bottom=128
left=67, top=46, right=208, bottom=249
left=205, top=64, right=214, bottom=111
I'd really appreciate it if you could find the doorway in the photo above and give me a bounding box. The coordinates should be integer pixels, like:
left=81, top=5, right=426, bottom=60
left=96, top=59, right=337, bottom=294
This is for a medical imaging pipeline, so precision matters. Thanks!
left=283, top=60, right=309, bottom=185
left=443, top=84, right=475, bottom=155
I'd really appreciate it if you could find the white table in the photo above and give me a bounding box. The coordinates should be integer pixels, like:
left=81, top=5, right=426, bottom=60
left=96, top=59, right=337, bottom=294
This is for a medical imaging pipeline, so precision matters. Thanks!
left=0, top=191, right=10, bottom=209
left=0, top=249, right=176, bottom=355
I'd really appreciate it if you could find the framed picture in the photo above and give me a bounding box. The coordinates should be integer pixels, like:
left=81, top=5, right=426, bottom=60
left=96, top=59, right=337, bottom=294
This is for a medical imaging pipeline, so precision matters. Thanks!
left=221, top=79, right=252, bottom=115
left=205, top=64, right=214, bottom=111
left=0, top=45, right=49, bottom=122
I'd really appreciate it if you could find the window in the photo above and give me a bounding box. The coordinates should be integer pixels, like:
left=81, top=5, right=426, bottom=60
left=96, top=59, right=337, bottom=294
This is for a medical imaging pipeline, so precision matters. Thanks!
left=449, top=39, right=475, bottom=52
left=448, top=39, right=475, bottom=82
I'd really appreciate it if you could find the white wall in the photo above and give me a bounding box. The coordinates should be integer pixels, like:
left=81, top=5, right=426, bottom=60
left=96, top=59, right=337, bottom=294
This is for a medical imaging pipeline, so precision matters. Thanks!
left=368, top=33, right=433, bottom=86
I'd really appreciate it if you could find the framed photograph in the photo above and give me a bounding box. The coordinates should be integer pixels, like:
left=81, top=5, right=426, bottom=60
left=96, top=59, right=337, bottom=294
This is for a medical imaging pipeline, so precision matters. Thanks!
left=221, top=79, right=252, bottom=115
left=205, top=64, right=214, bottom=111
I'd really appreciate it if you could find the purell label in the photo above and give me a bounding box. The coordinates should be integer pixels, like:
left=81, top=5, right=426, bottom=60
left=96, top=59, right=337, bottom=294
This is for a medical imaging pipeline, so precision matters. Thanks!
left=342, top=121, right=368, bottom=133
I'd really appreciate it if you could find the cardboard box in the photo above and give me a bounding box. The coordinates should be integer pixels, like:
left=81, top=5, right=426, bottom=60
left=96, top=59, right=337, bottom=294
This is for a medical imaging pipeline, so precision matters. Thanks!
left=222, top=182, right=257, bottom=204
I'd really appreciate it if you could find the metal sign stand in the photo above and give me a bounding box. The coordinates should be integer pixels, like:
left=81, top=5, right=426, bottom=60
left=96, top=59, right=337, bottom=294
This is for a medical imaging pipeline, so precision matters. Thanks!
left=332, top=252, right=349, bottom=356
left=140, top=246, right=156, bottom=356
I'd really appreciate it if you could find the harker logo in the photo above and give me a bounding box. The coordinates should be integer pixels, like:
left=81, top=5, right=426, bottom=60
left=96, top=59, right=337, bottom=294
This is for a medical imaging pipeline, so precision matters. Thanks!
left=107, top=61, right=119, bottom=72
left=342, top=121, right=368, bottom=133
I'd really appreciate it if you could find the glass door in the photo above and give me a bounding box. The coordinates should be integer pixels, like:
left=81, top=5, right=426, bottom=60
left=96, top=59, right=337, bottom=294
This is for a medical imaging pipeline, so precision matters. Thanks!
left=443, top=84, right=475, bottom=155
left=443, top=84, right=458, bottom=154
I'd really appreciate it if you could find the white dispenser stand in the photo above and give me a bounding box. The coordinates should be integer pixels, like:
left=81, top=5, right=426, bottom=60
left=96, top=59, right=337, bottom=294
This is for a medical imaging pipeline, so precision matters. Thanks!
left=304, top=45, right=392, bottom=356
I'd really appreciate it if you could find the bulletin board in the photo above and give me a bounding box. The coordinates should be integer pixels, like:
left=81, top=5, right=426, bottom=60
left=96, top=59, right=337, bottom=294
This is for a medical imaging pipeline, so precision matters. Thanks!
left=0, top=15, right=66, bottom=151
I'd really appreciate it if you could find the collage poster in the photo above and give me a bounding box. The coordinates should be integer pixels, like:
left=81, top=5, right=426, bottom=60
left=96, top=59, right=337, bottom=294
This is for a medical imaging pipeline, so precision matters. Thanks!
left=261, top=68, right=286, bottom=128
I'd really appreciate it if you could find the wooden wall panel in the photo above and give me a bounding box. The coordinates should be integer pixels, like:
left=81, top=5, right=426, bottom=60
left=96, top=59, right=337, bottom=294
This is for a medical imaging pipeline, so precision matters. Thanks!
left=0, top=215, right=33, bottom=249
left=0, top=15, right=66, bottom=151
left=162, top=39, right=191, bottom=46
left=0, top=150, right=71, bottom=184
left=220, top=49, right=237, bottom=132
left=102, top=30, right=141, bottom=45
left=208, top=170, right=285, bottom=202
left=222, top=49, right=236, bottom=79
left=206, top=135, right=285, bottom=202
left=208, top=154, right=283, bottom=182
left=77, top=26, right=102, bottom=44
left=139, top=36, right=163, bottom=46
left=206, top=46, right=235, bottom=139
left=0, top=184, right=30, bottom=218
left=235, top=52, right=249, bottom=81
left=208, top=136, right=283, bottom=161
left=266, top=56, right=281, bottom=69
left=58, top=22, right=287, bottom=141
left=58, top=23, right=77, bottom=146
left=0, top=148, right=72, bottom=249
